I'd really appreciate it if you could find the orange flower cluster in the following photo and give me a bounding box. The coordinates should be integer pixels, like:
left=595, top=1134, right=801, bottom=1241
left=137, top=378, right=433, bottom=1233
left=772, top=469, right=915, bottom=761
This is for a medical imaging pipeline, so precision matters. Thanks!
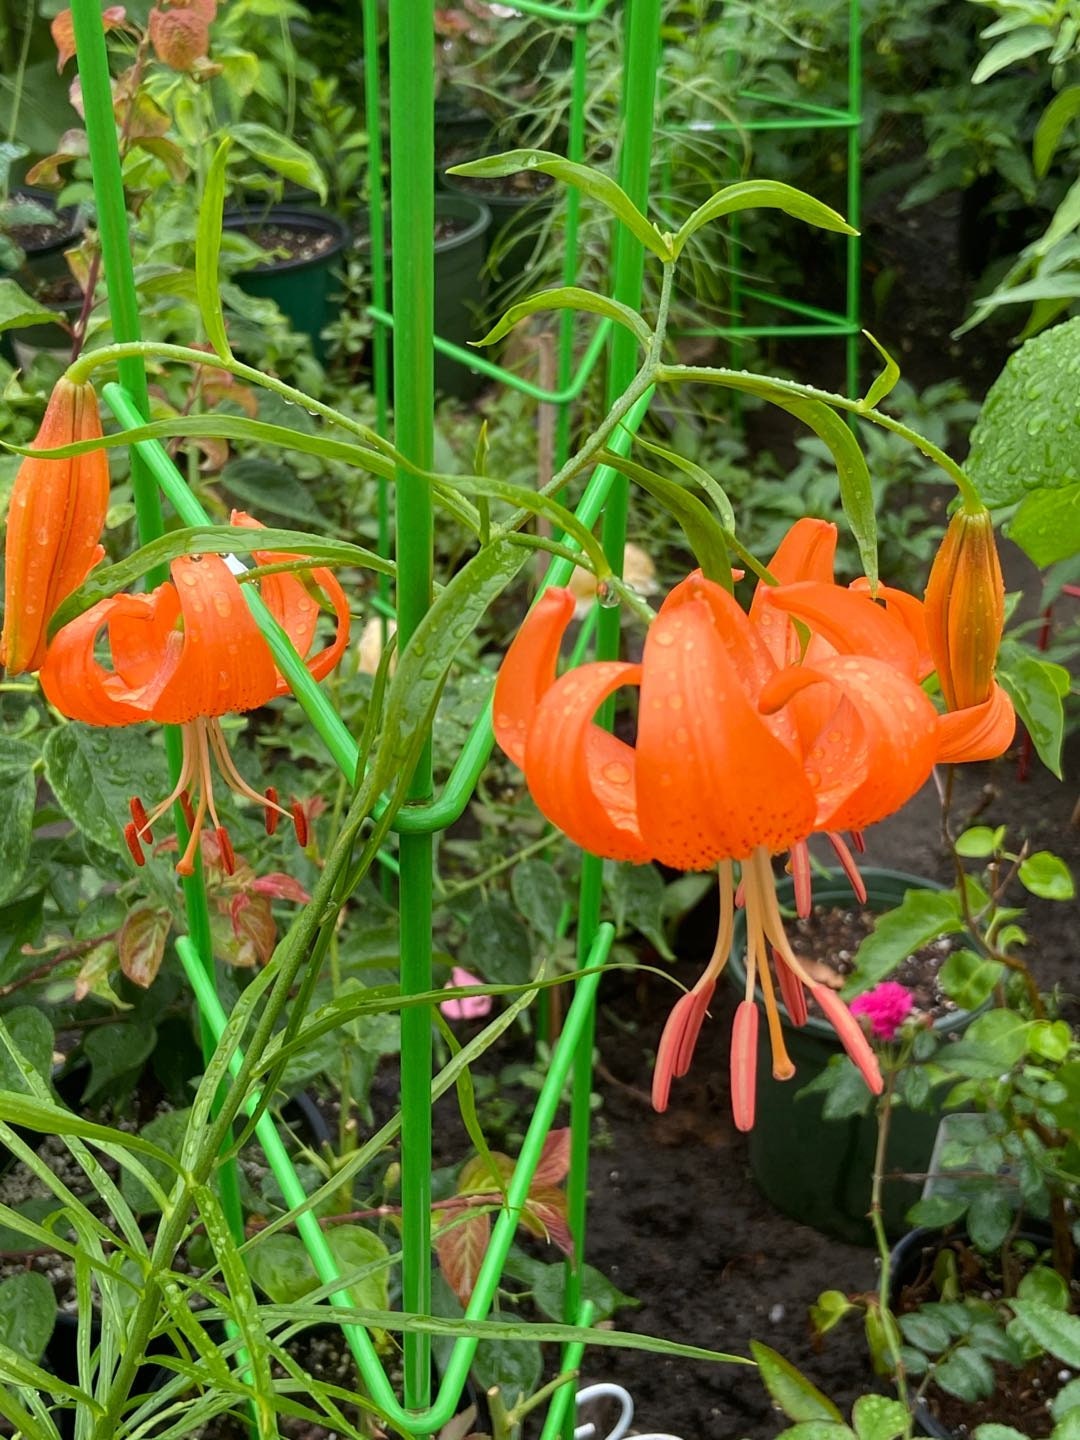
left=494, top=517, right=1013, bottom=1130
left=2, top=380, right=350, bottom=875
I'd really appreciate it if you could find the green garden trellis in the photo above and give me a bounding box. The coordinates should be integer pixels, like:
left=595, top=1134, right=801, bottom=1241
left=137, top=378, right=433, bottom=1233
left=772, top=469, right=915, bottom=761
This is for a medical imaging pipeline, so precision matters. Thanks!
left=67, top=0, right=664, bottom=1434
left=664, top=0, right=863, bottom=396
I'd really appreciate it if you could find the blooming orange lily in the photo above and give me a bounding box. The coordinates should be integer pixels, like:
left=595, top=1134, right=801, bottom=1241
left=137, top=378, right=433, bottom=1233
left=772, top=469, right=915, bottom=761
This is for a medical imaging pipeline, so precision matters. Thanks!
left=494, top=518, right=1013, bottom=1131
left=2, top=379, right=110, bottom=676
left=39, top=510, right=350, bottom=875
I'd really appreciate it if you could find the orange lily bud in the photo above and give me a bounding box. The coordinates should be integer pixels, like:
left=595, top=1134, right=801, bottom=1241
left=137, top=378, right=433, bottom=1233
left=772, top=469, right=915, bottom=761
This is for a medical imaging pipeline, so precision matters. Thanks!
left=2, top=378, right=109, bottom=675
left=924, top=507, right=1005, bottom=711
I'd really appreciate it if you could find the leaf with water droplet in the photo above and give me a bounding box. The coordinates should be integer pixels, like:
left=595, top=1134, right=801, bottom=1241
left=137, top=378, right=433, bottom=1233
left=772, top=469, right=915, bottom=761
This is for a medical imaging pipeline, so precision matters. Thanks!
left=969, top=316, right=1080, bottom=506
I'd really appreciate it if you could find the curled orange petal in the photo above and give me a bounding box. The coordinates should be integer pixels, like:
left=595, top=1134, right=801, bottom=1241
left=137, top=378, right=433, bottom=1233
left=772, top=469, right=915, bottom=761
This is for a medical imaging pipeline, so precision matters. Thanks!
left=936, top=683, right=1015, bottom=763
left=493, top=587, right=576, bottom=767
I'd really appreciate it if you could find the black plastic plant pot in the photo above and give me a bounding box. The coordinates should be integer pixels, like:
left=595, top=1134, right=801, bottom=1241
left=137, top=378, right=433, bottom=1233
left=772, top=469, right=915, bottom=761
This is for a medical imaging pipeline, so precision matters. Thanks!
left=727, top=869, right=978, bottom=1248
left=437, top=158, right=554, bottom=287
left=357, top=192, right=492, bottom=401
left=7, top=187, right=84, bottom=283
left=222, top=205, right=350, bottom=363
left=889, top=1225, right=1064, bottom=1438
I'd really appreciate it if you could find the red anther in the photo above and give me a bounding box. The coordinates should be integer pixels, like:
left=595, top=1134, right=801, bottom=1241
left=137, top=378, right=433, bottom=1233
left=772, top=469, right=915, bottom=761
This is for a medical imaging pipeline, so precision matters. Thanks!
left=129, top=796, right=152, bottom=841
left=291, top=801, right=309, bottom=848
left=850, top=829, right=866, bottom=854
left=124, top=821, right=146, bottom=867
left=730, top=1000, right=760, bottom=1133
left=265, top=787, right=280, bottom=836
left=216, top=827, right=236, bottom=876
left=180, top=790, right=196, bottom=831
left=775, top=953, right=809, bottom=1027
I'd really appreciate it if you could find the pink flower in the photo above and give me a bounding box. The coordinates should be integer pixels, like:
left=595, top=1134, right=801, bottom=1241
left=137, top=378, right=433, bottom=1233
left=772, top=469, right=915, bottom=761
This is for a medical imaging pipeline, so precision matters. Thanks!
left=440, top=967, right=492, bottom=1022
left=849, top=981, right=915, bottom=1041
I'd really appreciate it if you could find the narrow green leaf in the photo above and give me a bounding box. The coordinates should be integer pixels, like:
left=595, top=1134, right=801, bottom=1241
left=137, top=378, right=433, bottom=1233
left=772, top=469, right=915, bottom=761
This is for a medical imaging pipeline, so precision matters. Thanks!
left=596, top=449, right=731, bottom=585
left=196, top=137, right=232, bottom=361
left=860, top=331, right=901, bottom=411
left=447, top=149, right=670, bottom=259
left=631, top=430, right=737, bottom=530
left=1034, top=85, right=1080, bottom=176
left=673, top=179, right=855, bottom=257
left=472, top=285, right=650, bottom=349
left=777, top=395, right=878, bottom=586
left=749, top=1341, right=844, bottom=1423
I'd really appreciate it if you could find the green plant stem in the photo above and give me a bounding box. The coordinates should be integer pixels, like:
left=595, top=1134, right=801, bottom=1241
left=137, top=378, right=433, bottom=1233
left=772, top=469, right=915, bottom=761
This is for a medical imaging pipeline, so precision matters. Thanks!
left=437, top=832, right=560, bottom=907
left=657, top=363, right=981, bottom=506
left=870, top=1069, right=913, bottom=1438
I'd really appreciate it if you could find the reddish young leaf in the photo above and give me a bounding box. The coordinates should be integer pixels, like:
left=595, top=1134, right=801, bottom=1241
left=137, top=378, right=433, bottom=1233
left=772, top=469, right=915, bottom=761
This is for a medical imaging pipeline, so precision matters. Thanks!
left=457, top=1151, right=512, bottom=1198
left=532, top=1127, right=571, bottom=1186
left=51, top=7, right=127, bottom=71
left=251, top=873, right=311, bottom=903
left=521, top=1185, right=573, bottom=1256
left=148, top=5, right=210, bottom=69
left=118, top=908, right=170, bottom=989
left=433, top=1204, right=491, bottom=1307
left=229, top=892, right=276, bottom=967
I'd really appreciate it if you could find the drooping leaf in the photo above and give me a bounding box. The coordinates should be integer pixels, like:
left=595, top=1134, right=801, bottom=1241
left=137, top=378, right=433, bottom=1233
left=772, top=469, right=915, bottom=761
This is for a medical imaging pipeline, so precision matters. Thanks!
left=196, top=136, right=232, bottom=361
left=596, top=449, right=731, bottom=587
left=447, top=149, right=668, bottom=258
left=673, top=179, right=855, bottom=256
left=972, top=27, right=1053, bottom=84
left=749, top=1341, right=844, bottom=1423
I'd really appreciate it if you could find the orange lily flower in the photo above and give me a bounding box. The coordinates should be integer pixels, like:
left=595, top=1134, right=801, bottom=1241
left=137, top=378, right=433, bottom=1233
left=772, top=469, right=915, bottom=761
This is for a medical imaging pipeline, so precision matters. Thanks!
left=2, top=379, right=110, bottom=676
left=39, top=510, right=349, bottom=875
left=493, top=517, right=1010, bottom=1131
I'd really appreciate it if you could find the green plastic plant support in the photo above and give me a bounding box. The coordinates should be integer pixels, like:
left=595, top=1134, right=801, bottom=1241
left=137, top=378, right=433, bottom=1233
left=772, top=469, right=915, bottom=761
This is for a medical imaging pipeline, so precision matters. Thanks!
left=175, top=924, right=615, bottom=1434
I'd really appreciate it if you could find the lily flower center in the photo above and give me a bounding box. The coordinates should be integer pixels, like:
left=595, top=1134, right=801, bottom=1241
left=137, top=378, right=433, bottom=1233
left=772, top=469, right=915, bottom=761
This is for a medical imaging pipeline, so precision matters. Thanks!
left=123, top=716, right=308, bottom=876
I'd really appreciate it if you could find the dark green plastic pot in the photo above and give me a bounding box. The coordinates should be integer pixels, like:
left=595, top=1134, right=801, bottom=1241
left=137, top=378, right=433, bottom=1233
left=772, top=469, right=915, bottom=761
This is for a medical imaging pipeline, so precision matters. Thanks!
left=438, top=159, right=554, bottom=287
left=728, top=869, right=977, bottom=1248
left=357, top=192, right=491, bottom=400
left=223, top=206, right=349, bottom=362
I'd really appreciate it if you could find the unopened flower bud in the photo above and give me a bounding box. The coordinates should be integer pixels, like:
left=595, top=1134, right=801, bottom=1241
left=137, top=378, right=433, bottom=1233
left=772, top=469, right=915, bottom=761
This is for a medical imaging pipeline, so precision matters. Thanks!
left=1, top=378, right=109, bottom=675
left=924, top=506, right=1004, bottom=711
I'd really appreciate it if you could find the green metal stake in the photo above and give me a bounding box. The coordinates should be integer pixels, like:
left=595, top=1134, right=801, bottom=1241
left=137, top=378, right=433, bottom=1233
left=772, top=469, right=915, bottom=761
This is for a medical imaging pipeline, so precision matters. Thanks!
left=386, top=0, right=437, bottom=1413
left=68, top=0, right=247, bottom=1257
left=845, top=0, right=863, bottom=399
